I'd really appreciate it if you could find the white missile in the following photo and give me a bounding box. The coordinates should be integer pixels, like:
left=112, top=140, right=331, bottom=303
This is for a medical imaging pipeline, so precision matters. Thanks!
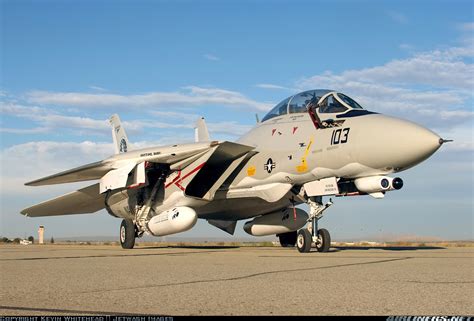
left=243, top=208, right=309, bottom=236
left=147, top=206, right=197, bottom=237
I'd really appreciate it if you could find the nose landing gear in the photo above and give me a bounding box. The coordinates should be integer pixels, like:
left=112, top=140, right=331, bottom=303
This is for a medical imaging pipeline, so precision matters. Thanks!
left=296, top=198, right=333, bottom=253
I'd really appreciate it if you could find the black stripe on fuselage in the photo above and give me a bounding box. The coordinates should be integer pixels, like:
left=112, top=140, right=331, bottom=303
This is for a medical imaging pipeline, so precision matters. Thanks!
left=336, top=110, right=378, bottom=118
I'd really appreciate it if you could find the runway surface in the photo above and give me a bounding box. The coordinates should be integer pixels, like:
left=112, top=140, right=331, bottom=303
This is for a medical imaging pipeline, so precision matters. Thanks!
left=1, top=244, right=473, bottom=316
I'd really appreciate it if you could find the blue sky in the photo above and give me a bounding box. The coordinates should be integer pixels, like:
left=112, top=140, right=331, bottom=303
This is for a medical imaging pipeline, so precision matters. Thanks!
left=1, top=0, right=473, bottom=241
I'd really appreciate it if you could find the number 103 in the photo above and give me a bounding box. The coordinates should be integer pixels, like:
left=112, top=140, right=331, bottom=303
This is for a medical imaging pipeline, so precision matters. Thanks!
left=331, top=128, right=350, bottom=145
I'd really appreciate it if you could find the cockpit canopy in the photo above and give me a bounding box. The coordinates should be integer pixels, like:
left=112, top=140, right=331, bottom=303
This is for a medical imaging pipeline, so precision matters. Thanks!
left=261, top=89, right=364, bottom=122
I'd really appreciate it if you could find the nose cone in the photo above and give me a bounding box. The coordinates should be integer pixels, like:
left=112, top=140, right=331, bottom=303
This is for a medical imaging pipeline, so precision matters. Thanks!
left=399, top=123, right=441, bottom=167
left=356, top=115, right=442, bottom=172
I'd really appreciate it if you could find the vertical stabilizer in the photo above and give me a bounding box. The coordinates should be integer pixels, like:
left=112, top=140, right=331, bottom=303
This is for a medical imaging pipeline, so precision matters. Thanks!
left=109, top=114, right=130, bottom=154
left=194, top=117, right=210, bottom=142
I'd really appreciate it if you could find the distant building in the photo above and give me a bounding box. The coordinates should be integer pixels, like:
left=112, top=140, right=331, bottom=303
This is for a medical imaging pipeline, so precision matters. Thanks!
left=38, top=226, right=44, bottom=244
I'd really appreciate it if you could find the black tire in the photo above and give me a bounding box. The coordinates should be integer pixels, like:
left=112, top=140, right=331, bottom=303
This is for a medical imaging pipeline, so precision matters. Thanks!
left=278, top=231, right=297, bottom=247
left=315, top=228, right=331, bottom=252
left=120, top=219, right=136, bottom=249
left=296, top=229, right=312, bottom=253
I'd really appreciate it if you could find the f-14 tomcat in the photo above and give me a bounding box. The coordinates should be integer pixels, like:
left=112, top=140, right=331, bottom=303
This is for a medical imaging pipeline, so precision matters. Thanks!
left=21, top=90, right=449, bottom=252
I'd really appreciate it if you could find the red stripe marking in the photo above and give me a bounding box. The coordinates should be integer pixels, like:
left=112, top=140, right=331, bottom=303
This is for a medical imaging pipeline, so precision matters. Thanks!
left=165, top=169, right=181, bottom=188
left=175, top=183, right=185, bottom=191
left=165, top=162, right=206, bottom=191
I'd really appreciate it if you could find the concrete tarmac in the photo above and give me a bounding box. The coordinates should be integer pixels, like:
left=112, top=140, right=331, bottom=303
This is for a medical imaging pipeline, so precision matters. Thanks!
left=1, top=244, right=473, bottom=316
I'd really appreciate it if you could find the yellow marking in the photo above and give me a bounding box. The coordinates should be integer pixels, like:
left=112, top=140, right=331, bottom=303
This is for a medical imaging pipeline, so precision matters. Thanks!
left=296, top=137, right=313, bottom=173
left=247, top=165, right=256, bottom=176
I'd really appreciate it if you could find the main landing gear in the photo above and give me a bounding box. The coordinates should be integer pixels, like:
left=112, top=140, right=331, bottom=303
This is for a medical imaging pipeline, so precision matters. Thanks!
left=120, top=219, right=137, bottom=249
left=119, top=165, right=167, bottom=249
left=296, top=197, right=333, bottom=253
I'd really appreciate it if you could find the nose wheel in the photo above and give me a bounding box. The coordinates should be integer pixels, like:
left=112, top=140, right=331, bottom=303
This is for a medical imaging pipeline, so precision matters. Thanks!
left=296, top=197, right=333, bottom=253
left=296, top=229, right=312, bottom=252
left=296, top=228, right=331, bottom=253
left=314, top=228, right=331, bottom=252
left=120, top=219, right=137, bottom=249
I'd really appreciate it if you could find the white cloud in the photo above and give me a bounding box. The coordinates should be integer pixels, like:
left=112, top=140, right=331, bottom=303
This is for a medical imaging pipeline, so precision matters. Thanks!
left=26, top=86, right=272, bottom=111
left=184, top=86, right=272, bottom=111
left=1, top=102, right=47, bottom=117
left=125, top=111, right=251, bottom=136
left=302, top=49, right=473, bottom=90
left=3, top=140, right=113, bottom=163
left=0, top=129, right=251, bottom=199
left=207, top=121, right=252, bottom=136
left=148, top=110, right=200, bottom=122
left=297, top=45, right=474, bottom=129
left=0, top=141, right=117, bottom=202
left=122, top=119, right=191, bottom=131
left=255, top=83, right=292, bottom=90
left=1, top=141, right=112, bottom=188
left=0, top=102, right=110, bottom=134
left=89, top=85, right=107, bottom=91
left=0, top=127, right=50, bottom=134
left=203, top=54, right=220, bottom=61
left=1, top=100, right=252, bottom=139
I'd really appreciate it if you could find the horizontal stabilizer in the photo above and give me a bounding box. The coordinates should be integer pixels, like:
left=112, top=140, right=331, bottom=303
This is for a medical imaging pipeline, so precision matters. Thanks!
left=25, top=160, right=113, bottom=186
left=21, top=183, right=105, bottom=217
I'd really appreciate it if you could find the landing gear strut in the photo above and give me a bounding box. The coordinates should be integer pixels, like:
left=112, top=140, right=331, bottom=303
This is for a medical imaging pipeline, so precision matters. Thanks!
left=122, top=165, right=167, bottom=248
left=296, top=197, right=333, bottom=253
left=120, top=219, right=136, bottom=249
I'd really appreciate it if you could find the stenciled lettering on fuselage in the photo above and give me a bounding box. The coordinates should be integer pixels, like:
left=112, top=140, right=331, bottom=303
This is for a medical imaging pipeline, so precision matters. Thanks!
left=139, top=151, right=162, bottom=157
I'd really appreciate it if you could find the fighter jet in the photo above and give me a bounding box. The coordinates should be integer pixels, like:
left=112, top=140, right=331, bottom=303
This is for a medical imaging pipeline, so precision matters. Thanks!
left=21, top=90, right=449, bottom=252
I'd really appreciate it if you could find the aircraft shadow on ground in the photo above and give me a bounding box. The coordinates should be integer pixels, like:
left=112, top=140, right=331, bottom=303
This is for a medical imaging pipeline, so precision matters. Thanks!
left=138, top=245, right=447, bottom=251
left=140, top=245, right=241, bottom=250
left=331, top=246, right=445, bottom=252
left=139, top=245, right=445, bottom=251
